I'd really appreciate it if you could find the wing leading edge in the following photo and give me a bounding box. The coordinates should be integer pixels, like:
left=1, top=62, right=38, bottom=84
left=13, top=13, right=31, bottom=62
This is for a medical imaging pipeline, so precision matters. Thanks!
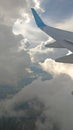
left=31, top=8, right=73, bottom=63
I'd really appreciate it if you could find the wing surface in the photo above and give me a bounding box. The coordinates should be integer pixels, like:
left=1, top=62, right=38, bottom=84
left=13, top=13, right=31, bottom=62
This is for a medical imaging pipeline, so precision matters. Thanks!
left=55, top=54, right=73, bottom=63
left=31, top=8, right=73, bottom=63
left=45, top=41, right=64, bottom=48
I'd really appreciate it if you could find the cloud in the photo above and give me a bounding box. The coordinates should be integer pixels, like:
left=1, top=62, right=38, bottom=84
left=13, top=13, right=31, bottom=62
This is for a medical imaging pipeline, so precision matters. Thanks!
left=13, top=18, right=48, bottom=43
left=1, top=1, right=73, bottom=129
left=0, top=24, right=31, bottom=85
left=0, top=74, right=73, bottom=130
left=28, top=41, right=68, bottom=63
left=18, top=38, right=31, bottom=51
left=0, top=0, right=43, bottom=25
left=56, top=17, right=73, bottom=31
left=39, top=59, right=73, bottom=79
left=12, top=0, right=73, bottom=53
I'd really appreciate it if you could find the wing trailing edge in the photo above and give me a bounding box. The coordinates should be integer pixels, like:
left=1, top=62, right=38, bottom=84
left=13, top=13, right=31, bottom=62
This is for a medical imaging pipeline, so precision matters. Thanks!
left=55, top=54, right=73, bottom=63
left=45, top=41, right=64, bottom=48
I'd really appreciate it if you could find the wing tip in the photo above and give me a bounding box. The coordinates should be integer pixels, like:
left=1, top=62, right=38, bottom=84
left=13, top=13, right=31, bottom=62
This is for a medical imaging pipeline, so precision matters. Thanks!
left=31, top=8, right=45, bottom=28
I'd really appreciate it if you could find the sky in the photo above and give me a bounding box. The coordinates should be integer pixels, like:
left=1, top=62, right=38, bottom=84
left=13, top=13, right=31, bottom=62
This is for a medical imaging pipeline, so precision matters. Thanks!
left=1, top=0, right=73, bottom=130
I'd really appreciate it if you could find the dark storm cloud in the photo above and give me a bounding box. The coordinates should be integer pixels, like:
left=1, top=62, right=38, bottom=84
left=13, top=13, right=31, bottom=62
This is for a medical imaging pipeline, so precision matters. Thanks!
left=41, top=0, right=73, bottom=22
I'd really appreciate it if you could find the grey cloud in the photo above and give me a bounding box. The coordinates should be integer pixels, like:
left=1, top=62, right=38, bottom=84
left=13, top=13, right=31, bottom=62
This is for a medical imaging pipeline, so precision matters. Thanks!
left=0, top=24, right=31, bottom=85
left=0, top=24, right=52, bottom=99
left=0, top=74, right=73, bottom=130
left=11, top=75, right=73, bottom=130
left=0, top=0, right=39, bottom=25
left=30, top=63, right=52, bottom=81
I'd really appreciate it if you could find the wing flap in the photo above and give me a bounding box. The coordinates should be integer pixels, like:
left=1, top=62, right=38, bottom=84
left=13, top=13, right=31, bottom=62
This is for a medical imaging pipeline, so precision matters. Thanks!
left=55, top=54, right=73, bottom=63
left=45, top=41, right=64, bottom=48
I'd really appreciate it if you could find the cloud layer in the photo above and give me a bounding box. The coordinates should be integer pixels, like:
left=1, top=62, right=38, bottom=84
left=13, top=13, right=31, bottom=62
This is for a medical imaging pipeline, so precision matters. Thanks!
left=0, top=74, right=73, bottom=130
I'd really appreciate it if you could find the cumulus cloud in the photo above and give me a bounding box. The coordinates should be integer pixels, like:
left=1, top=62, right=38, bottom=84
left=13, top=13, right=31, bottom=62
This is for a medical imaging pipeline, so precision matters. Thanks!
left=39, top=59, right=73, bottom=79
left=28, top=41, right=68, bottom=63
left=13, top=17, right=48, bottom=44
left=18, top=38, right=31, bottom=51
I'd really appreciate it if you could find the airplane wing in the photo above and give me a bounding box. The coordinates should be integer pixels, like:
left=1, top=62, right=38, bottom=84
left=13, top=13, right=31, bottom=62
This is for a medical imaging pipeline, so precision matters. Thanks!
left=31, top=8, right=73, bottom=63
left=55, top=54, right=73, bottom=63
left=45, top=41, right=64, bottom=48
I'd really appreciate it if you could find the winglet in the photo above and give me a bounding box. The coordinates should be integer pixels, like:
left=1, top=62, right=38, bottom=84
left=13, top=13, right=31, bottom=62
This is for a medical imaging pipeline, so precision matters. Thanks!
left=31, top=8, right=45, bottom=28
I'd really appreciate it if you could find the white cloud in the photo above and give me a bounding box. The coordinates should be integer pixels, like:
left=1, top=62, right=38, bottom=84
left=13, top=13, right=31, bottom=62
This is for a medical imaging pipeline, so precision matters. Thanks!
left=39, top=59, right=73, bottom=79
left=29, top=42, right=53, bottom=62
left=33, top=0, right=40, bottom=10
left=13, top=17, right=48, bottom=43
left=28, top=41, right=67, bottom=63
left=18, top=38, right=31, bottom=51
left=21, top=12, right=30, bottom=23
